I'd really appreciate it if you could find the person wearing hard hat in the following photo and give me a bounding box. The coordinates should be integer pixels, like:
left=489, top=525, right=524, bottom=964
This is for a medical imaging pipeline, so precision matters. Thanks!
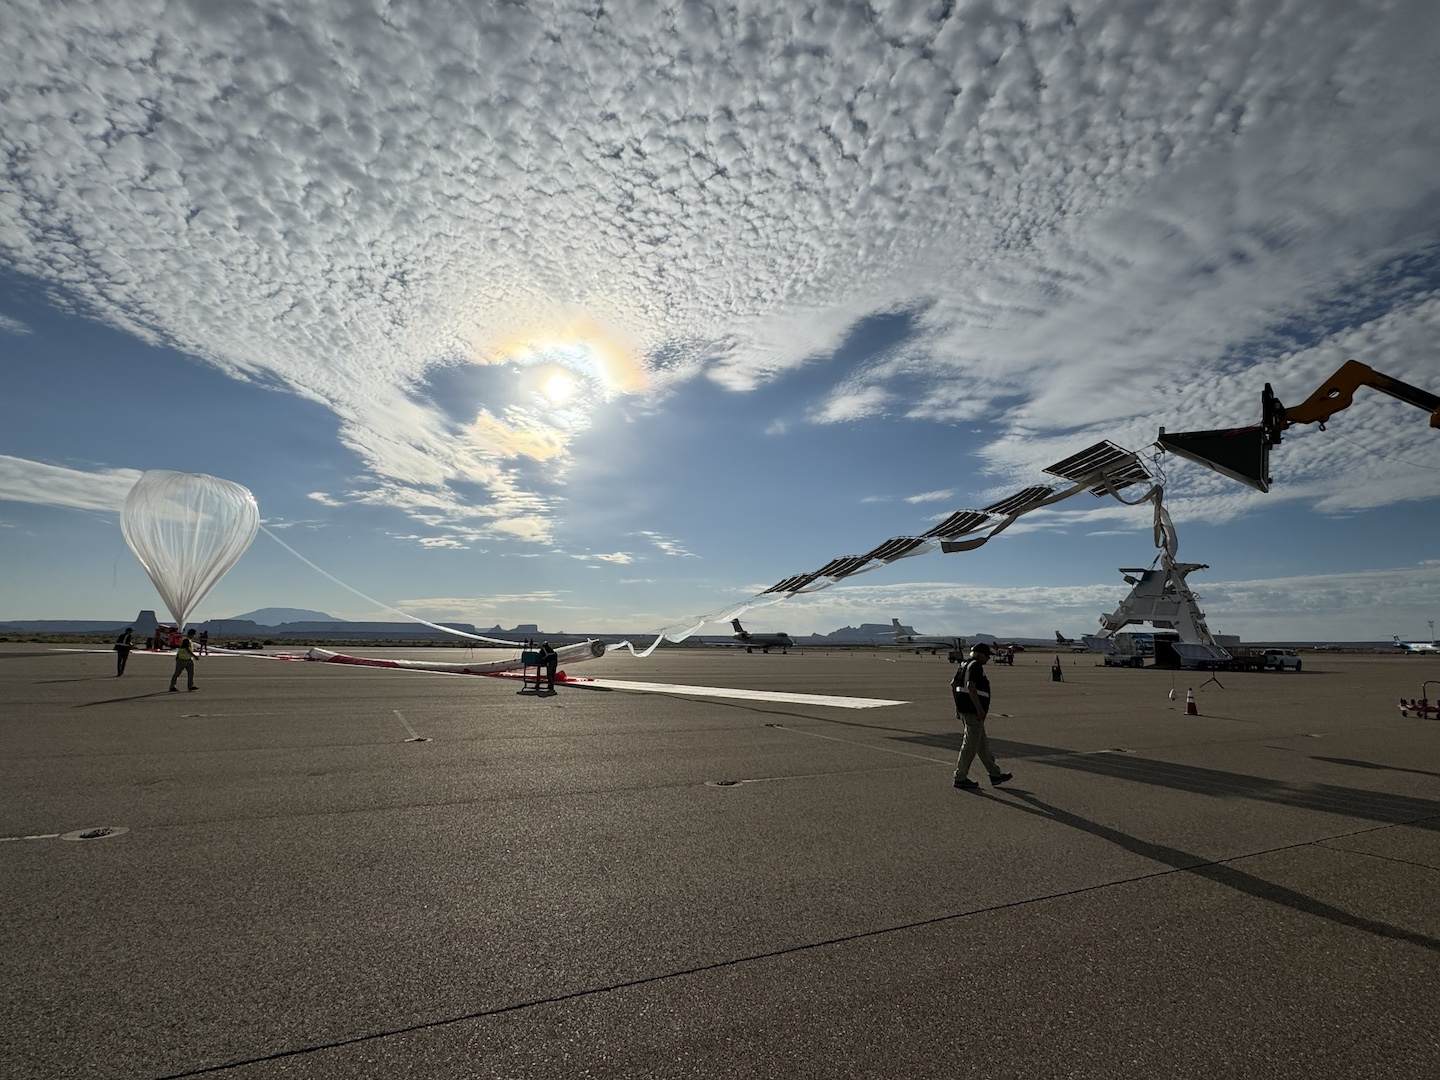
left=951, top=642, right=1013, bottom=790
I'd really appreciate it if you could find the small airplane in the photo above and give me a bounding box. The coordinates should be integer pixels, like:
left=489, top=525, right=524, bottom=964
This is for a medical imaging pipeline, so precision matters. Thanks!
left=974, top=634, right=1025, bottom=653
left=1055, top=631, right=1089, bottom=653
left=888, top=619, right=964, bottom=654
left=731, top=619, right=793, bottom=654
left=1392, top=636, right=1439, bottom=655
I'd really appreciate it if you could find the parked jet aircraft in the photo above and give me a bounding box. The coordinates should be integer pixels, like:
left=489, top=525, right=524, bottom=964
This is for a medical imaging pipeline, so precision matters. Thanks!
left=731, top=620, right=793, bottom=654
left=888, top=619, right=964, bottom=655
left=1055, top=631, right=1089, bottom=652
left=1392, top=636, right=1439, bottom=654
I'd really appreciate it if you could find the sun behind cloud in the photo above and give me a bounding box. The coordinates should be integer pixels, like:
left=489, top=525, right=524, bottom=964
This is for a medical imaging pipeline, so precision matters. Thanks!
left=454, top=318, right=648, bottom=466
left=485, top=318, right=646, bottom=401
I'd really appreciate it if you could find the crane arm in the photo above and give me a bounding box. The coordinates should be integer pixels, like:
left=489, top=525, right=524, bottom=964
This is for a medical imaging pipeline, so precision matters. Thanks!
left=1266, top=359, right=1440, bottom=441
left=1158, top=358, right=1438, bottom=492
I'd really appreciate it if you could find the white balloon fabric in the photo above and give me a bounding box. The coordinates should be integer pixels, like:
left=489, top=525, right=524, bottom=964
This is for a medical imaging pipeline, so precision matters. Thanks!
left=120, top=471, right=259, bottom=630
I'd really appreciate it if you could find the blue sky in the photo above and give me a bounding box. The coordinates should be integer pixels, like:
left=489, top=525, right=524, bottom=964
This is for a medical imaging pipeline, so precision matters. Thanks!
left=2, top=0, right=1438, bottom=643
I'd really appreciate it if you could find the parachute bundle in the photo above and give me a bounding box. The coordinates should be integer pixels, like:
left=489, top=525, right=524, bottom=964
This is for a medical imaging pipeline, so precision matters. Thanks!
left=120, top=471, right=260, bottom=630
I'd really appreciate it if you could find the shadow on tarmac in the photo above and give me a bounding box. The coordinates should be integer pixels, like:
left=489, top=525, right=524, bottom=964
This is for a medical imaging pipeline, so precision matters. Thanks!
left=1312, top=755, right=1440, bottom=779
left=74, top=690, right=178, bottom=707
left=988, top=789, right=1440, bottom=955
left=899, top=733, right=1440, bottom=832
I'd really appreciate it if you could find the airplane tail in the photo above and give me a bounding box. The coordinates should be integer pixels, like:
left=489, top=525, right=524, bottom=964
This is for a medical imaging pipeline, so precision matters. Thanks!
left=732, top=619, right=746, bottom=635
left=891, top=618, right=905, bottom=636
left=1055, top=631, right=1067, bottom=644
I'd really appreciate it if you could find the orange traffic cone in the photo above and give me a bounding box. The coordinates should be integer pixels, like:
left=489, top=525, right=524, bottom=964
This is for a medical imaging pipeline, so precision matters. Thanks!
left=1185, top=688, right=1198, bottom=715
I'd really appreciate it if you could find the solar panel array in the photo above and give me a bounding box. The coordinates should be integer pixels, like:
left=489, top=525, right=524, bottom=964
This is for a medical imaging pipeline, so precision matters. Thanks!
left=919, top=510, right=992, bottom=540
left=980, top=485, right=1056, bottom=517
left=1043, top=440, right=1151, bottom=495
left=759, top=442, right=1154, bottom=596
left=862, top=536, right=929, bottom=561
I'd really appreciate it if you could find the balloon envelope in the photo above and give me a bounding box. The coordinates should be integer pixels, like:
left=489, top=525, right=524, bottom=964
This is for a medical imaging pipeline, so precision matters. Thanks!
left=120, top=471, right=259, bottom=629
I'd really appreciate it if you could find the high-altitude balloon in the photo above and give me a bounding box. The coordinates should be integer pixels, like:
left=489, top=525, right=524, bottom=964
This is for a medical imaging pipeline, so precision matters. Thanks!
left=120, top=471, right=259, bottom=630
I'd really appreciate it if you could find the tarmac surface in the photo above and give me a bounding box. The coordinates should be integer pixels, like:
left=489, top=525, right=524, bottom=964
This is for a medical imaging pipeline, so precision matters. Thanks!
left=2, top=642, right=1438, bottom=1079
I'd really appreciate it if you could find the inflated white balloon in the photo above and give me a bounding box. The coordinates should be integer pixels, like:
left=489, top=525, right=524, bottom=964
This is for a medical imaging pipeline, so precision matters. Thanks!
left=120, top=471, right=259, bottom=629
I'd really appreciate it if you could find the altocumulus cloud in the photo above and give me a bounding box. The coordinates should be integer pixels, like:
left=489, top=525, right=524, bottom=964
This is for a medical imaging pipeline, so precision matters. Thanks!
left=2, top=0, right=1438, bottom=545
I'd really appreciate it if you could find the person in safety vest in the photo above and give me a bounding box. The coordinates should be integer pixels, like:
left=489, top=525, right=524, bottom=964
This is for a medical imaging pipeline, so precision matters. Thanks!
left=169, top=630, right=199, bottom=692
left=951, top=642, right=1012, bottom=790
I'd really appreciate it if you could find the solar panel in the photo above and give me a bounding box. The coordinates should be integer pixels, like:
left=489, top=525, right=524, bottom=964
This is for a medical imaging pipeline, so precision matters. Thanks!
left=862, top=536, right=928, bottom=562
left=981, top=485, right=1055, bottom=517
left=920, top=510, right=991, bottom=539
left=815, top=555, right=871, bottom=579
left=1044, top=440, right=1134, bottom=479
left=762, top=572, right=823, bottom=595
left=1044, top=440, right=1150, bottom=494
left=1086, top=459, right=1151, bottom=495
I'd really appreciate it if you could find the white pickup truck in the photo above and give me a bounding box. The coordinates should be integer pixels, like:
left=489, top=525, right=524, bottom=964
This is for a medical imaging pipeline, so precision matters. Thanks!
left=1263, top=649, right=1302, bottom=671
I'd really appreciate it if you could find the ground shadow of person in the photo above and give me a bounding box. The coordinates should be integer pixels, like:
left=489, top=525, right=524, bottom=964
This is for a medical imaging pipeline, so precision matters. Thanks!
left=75, top=691, right=179, bottom=707
left=988, top=787, right=1440, bottom=954
left=1312, top=755, right=1440, bottom=779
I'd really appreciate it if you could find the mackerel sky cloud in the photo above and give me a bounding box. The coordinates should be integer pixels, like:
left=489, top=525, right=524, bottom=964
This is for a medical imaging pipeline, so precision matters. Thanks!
left=1, top=0, right=1437, bottom=638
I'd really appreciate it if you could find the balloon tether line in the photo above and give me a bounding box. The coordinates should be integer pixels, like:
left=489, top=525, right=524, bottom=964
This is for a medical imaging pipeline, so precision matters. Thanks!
left=259, top=525, right=523, bottom=646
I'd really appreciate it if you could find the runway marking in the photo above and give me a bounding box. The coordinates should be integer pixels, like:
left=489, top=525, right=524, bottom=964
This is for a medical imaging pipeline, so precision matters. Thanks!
left=0, top=827, right=129, bottom=842
left=574, top=678, right=906, bottom=709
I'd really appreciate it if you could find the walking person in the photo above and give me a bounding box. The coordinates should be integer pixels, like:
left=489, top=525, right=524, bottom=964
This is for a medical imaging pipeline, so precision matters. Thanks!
left=168, top=629, right=199, bottom=692
left=114, top=627, right=133, bottom=676
left=952, top=642, right=1012, bottom=790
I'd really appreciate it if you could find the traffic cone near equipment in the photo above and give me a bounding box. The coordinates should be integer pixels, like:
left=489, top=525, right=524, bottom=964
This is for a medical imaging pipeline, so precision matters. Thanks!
left=1185, top=688, right=1198, bottom=715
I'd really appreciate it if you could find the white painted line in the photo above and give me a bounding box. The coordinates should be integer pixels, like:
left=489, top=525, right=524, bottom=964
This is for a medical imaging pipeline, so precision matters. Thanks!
left=1, top=833, right=61, bottom=842
left=577, top=679, right=906, bottom=709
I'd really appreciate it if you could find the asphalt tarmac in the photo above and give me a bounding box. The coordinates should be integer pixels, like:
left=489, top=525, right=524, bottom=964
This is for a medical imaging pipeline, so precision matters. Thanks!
left=2, top=643, right=1437, bottom=1079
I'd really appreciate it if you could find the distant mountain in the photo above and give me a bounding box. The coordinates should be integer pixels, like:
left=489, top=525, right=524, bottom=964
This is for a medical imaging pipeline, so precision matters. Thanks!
left=806, top=623, right=899, bottom=642
left=228, top=607, right=340, bottom=624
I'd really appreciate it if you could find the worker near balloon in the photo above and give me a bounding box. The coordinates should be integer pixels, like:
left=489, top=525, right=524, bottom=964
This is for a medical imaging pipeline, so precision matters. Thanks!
left=114, top=357, right=1439, bottom=696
